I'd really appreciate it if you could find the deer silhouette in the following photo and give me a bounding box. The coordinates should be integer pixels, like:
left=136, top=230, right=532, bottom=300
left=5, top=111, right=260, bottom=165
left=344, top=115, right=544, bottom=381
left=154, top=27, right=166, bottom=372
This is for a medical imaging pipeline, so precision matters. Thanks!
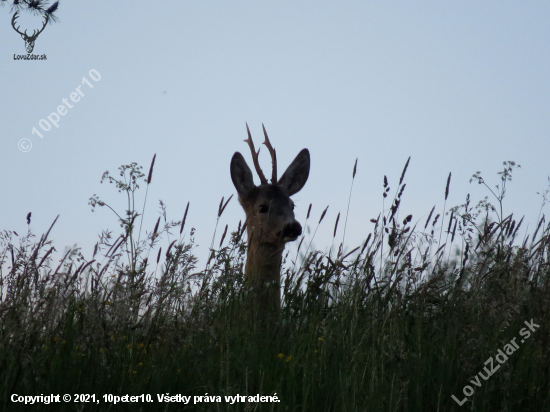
left=231, top=124, right=310, bottom=318
left=12, top=11, right=48, bottom=54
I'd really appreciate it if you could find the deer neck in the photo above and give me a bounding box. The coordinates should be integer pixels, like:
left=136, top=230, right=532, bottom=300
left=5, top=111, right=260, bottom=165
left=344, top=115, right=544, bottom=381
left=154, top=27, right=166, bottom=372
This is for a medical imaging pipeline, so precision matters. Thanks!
left=244, top=233, right=284, bottom=315
left=245, top=234, right=284, bottom=286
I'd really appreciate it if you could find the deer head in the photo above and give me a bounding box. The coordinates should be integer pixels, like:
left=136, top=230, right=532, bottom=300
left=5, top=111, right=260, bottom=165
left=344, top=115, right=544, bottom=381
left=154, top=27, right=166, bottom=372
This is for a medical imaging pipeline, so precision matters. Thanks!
left=12, top=11, right=49, bottom=54
left=230, top=124, right=310, bottom=313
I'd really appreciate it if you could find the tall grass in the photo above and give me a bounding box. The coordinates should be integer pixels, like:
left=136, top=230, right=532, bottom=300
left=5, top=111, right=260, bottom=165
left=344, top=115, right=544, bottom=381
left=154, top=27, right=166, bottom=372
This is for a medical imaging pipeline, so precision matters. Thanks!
left=1, top=158, right=549, bottom=411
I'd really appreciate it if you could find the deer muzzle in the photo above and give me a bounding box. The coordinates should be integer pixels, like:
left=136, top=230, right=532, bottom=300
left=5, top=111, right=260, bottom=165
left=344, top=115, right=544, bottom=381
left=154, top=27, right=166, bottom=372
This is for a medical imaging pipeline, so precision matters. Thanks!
left=279, top=221, right=302, bottom=242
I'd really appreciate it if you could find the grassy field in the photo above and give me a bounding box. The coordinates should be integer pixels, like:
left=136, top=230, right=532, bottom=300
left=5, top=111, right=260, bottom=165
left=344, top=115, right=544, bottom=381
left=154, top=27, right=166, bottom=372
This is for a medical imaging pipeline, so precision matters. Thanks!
left=1, top=159, right=549, bottom=411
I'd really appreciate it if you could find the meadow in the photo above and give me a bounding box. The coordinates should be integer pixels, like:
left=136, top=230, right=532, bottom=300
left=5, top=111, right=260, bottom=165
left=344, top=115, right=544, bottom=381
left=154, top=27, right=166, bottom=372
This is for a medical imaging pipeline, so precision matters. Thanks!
left=1, top=157, right=549, bottom=411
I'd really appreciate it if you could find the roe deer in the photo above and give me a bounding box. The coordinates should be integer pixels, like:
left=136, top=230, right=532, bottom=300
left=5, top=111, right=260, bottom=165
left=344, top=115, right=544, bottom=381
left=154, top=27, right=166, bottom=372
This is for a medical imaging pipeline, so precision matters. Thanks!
left=230, top=124, right=310, bottom=317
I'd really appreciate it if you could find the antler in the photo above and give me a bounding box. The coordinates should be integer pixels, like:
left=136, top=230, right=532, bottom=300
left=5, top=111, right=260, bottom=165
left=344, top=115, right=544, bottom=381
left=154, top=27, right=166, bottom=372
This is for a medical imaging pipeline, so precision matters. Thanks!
left=262, top=124, right=277, bottom=184
left=32, top=14, right=49, bottom=39
left=11, top=12, right=25, bottom=37
left=11, top=11, right=49, bottom=39
left=244, top=123, right=279, bottom=185
left=244, top=123, right=268, bottom=185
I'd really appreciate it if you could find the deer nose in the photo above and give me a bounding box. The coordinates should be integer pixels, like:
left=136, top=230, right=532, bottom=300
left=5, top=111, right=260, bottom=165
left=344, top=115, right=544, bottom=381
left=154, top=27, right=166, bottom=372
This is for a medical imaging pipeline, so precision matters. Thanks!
left=282, top=221, right=302, bottom=240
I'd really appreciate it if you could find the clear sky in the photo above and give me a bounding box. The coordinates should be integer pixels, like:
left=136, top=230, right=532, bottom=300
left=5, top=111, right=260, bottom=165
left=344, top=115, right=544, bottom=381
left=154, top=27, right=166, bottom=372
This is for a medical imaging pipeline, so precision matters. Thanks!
left=1, top=1, right=549, bottom=267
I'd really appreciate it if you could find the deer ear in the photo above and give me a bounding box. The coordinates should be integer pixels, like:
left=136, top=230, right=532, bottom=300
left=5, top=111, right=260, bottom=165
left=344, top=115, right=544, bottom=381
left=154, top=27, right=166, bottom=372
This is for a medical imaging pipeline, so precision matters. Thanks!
left=231, top=152, right=255, bottom=198
left=278, top=149, right=310, bottom=196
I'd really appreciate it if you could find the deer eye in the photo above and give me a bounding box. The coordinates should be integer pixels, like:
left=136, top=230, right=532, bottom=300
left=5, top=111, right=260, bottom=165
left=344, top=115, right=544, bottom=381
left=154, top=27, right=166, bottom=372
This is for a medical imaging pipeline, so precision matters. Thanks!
left=259, top=205, right=269, bottom=214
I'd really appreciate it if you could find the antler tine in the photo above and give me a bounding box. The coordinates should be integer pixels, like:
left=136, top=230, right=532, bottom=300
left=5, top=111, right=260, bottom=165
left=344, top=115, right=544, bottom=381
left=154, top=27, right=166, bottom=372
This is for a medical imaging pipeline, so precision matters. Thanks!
left=261, top=124, right=277, bottom=184
left=11, top=12, right=25, bottom=36
left=244, top=123, right=268, bottom=185
left=34, top=14, right=49, bottom=37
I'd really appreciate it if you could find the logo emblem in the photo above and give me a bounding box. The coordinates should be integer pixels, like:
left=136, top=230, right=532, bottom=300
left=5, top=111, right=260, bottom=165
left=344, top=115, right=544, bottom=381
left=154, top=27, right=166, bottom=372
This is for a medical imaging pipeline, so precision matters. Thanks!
left=11, top=11, right=48, bottom=54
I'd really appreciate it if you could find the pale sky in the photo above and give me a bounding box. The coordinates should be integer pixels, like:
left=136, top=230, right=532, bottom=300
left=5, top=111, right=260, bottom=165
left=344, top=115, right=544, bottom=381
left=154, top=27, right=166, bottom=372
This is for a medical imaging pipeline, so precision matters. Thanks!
left=1, top=1, right=549, bottom=267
